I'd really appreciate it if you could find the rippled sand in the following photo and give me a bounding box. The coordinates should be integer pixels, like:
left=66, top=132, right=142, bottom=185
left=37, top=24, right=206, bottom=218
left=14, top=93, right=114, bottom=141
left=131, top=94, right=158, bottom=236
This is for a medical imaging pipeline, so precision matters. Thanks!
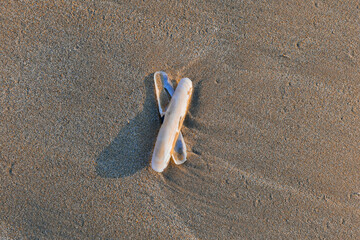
left=1, top=0, right=359, bottom=239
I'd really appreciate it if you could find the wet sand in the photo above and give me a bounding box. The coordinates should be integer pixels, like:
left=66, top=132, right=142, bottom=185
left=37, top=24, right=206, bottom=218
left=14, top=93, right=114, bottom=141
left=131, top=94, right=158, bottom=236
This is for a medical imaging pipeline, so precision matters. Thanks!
left=1, top=0, right=359, bottom=239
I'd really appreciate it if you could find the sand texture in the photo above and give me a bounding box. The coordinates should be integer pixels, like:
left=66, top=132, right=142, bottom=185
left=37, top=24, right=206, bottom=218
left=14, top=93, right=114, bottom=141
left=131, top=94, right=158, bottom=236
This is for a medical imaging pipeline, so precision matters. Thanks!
left=1, top=0, right=360, bottom=239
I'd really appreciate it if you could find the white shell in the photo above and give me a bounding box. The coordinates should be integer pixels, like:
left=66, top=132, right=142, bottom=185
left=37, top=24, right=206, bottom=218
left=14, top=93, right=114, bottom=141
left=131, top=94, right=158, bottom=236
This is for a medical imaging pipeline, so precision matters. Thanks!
left=153, top=72, right=188, bottom=165
left=151, top=77, right=193, bottom=172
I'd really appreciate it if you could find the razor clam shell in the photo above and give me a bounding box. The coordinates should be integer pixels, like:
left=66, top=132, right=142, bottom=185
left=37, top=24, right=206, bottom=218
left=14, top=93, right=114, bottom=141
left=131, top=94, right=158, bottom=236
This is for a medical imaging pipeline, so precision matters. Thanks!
left=154, top=71, right=173, bottom=117
left=153, top=71, right=187, bottom=165
left=172, top=135, right=187, bottom=165
left=151, top=77, right=193, bottom=172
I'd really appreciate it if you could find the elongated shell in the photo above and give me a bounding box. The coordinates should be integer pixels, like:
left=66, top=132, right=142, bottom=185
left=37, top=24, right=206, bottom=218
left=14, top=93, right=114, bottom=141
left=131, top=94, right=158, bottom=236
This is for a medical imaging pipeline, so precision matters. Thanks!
left=151, top=78, right=193, bottom=172
left=153, top=71, right=187, bottom=165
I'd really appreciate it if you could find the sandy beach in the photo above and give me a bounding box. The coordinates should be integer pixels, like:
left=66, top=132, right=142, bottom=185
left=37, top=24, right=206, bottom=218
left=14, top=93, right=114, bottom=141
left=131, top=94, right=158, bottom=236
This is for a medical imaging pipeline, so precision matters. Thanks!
left=1, top=0, right=359, bottom=239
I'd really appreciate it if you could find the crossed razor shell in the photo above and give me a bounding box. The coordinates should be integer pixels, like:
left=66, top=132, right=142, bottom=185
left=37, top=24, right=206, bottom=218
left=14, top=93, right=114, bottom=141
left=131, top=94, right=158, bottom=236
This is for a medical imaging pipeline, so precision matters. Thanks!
left=151, top=71, right=193, bottom=172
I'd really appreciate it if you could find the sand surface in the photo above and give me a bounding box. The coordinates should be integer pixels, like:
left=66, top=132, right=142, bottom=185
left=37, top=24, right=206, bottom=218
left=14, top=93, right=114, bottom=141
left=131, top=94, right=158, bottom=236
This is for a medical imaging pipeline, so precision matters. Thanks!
left=1, top=0, right=360, bottom=239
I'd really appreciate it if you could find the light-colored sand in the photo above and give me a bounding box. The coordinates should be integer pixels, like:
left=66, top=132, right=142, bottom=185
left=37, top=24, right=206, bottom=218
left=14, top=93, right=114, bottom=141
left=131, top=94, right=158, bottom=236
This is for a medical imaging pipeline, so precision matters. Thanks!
left=1, top=0, right=359, bottom=239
